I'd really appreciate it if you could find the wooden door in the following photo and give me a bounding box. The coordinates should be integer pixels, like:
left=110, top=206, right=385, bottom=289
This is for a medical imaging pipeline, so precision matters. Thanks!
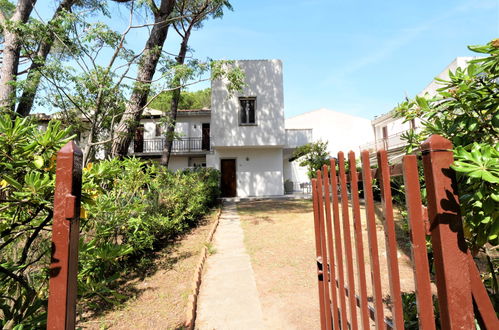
left=221, top=159, right=236, bottom=197
left=134, top=125, right=144, bottom=153
left=202, top=123, right=210, bottom=150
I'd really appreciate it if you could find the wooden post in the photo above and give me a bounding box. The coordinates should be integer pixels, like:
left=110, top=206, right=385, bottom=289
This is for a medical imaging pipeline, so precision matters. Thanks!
left=421, top=135, right=474, bottom=329
left=47, top=141, right=83, bottom=330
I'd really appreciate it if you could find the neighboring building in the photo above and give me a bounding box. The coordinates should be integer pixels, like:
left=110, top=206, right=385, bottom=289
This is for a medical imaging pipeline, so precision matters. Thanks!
left=284, top=108, right=374, bottom=189
left=360, top=56, right=480, bottom=161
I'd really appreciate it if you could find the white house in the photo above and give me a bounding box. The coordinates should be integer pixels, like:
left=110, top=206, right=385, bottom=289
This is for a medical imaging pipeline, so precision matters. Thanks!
left=284, top=108, right=374, bottom=189
left=130, top=59, right=312, bottom=197
left=361, top=56, right=480, bottom=161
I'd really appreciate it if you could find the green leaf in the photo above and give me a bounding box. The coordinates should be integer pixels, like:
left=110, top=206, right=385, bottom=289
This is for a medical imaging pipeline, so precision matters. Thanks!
left=33, top=155, right=44, bottom=169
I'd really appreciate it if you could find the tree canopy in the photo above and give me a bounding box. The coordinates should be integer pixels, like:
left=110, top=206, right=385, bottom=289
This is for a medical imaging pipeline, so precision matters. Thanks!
left=149, top=88, right=211, bottom=111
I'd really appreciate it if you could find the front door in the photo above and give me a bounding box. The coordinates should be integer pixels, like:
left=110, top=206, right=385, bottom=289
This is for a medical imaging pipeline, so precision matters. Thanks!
left=202, top=123, right=210, bottom=150
left=134, top=125, right=144, bottom=153
left=221, top=159, right=236, bottom=197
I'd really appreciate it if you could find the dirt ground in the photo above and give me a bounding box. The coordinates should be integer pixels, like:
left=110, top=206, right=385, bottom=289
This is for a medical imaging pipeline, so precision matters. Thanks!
left=76, top=210, right=218, bottom=330
left=238, top=199, right=320, bottom=329
left=237, top=199, right=417, bottom=329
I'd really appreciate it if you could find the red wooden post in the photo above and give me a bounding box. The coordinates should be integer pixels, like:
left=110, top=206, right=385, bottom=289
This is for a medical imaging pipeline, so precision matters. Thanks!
left=47, top=141, right=83, bottom=330
left=420, top=135, right=474, bottom=329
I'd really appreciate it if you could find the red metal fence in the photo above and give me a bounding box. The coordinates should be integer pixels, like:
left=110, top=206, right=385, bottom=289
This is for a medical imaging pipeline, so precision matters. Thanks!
left=312, top=134, right=498, bottom=329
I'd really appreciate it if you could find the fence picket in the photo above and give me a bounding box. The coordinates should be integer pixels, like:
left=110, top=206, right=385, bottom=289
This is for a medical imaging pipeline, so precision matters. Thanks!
left=312, top=179, right=327, bottom=330
left=402, top=155, right=435, bottom=330
left=321, top=165, right=341, bottom=329
left=329, top=158, right=349, bottom=329
left=337, top=152, right=359, bottom=330
left=347, top=152, right=370, bottom=330
left=376, top=150, right=404, bottom=329
left=316, top=171, right=334, bottom=329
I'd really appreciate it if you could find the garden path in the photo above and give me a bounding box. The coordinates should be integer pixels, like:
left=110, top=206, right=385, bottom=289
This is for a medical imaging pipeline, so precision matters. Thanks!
left=195, top=201, right=265, bottom=329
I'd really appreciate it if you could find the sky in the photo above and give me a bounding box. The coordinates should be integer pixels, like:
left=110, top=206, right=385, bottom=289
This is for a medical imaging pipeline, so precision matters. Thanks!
left=35, top=0, right=499, bottom=120
left=178, top=0, right=498, bottom=119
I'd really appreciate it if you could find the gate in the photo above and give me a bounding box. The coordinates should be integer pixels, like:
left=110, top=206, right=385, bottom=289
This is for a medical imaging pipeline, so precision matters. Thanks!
left=312, top=135, right=498, bottom=329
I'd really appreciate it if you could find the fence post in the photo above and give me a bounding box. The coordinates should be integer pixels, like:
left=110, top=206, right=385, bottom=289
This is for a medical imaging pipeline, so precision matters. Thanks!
left=420, top=134, right=474, bottom=329
left=47, top=141, right=83, bottom=330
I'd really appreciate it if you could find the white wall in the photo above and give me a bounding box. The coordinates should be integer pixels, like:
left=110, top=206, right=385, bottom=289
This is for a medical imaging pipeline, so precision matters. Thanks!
left=140, top=115, right=211, bottom=140
left=169, top=157, right=189, bottom=171
left=283, top=150, right=309, bottom=188
left=285, top=108, right=374, bottom=157
left=211, top=60, right=285, bottom=147
left=207, top=148, right=284, bottom=197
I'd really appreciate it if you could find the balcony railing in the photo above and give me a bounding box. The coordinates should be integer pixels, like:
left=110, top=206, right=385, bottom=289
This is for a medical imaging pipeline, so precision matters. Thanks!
left=359, top=130, right=409, bottom=153
left=133, top=137, right=209, bottom=154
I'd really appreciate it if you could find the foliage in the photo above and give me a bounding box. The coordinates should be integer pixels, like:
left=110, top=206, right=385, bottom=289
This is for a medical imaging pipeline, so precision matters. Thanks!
left=0, top=117, right=221, bottom=326
left=394, top=39, right=499, bottom=253
left=77, top=159, right=221, bottom=308
left=401, top=292, right=440, bottom=329
left=0, top=115, right=73, bottom=328
left=149, top=88, right=211, bottom=111
left=290, top=140, right=330, bottom=179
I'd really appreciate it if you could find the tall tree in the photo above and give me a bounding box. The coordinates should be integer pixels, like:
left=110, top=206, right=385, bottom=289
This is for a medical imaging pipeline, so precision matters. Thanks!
left=0, top=0, right=37, bottom=111
left=160, top=0, right=231, bottom=166
left=15, top=0, right=77, bottom=117
left=110, top=0, right=176, bottom=157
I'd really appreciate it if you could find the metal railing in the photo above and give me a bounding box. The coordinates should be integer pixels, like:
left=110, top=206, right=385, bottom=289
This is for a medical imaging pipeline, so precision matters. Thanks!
left=359, top=130, right=409, bottom=153
left=133, top=137, right=209, bottom=154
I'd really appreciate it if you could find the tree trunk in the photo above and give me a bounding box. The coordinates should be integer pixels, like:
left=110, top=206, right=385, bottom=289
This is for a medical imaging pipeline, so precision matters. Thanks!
left=15, top=0, right=76, bottom=117
left=0, top=0, right=37, bottom=112
left=110, top=0, right=176, bottom=157
left=160, top=27, right=192, bottom=167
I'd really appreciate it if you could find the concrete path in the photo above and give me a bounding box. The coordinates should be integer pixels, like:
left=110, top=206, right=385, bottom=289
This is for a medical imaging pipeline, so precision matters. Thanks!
left=195, top=201, right=264, bottom=330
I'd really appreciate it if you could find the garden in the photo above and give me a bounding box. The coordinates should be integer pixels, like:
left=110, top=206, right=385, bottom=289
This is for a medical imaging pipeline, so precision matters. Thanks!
left=0, top=114, right=221, bottom=328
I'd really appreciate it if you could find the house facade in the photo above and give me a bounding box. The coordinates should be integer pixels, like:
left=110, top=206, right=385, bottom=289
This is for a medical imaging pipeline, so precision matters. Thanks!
left=284, top=108, right=374, bottom=190
left=360, top=56, right=479, bottom=161
left=130, top=59, right=312, bottom=197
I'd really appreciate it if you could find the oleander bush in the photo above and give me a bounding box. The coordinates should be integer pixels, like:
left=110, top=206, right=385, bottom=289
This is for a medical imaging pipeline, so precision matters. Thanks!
left=0, top=115, right=220, bottom=327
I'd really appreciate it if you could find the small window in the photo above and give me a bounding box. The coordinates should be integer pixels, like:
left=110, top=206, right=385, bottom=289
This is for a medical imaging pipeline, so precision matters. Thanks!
left=155, top=123, right=162, bottom=137
left=239, top=97, right=256, bottom=125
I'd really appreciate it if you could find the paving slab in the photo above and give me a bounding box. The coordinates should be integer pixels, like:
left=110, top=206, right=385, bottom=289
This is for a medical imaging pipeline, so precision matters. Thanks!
left=195, top=201, right=264, bottom=330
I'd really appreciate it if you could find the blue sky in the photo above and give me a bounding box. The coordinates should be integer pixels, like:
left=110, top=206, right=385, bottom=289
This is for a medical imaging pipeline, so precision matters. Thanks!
left=35, top=0, right=498, bottom=119
left=178, top=0, right=498, bottom=119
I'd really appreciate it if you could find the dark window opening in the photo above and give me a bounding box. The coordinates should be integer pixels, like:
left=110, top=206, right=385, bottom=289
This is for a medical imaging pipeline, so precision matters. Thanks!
left=239, top=97, right=256, bottom=125
left=155, top=124, right=162, bottom=137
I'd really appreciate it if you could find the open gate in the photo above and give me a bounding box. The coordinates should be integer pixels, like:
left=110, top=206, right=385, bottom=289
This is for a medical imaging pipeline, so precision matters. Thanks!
left=312, top=134, right=498, bottom=329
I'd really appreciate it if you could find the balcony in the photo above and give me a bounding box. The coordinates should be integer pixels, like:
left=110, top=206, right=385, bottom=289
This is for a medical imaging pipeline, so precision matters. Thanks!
left=359, top=130, right=410, bottom=153
left=132, top=137, right=210, bottom=155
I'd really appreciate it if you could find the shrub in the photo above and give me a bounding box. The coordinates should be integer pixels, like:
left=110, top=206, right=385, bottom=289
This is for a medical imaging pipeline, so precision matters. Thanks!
left=0, top=115, right=221, bottom=326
